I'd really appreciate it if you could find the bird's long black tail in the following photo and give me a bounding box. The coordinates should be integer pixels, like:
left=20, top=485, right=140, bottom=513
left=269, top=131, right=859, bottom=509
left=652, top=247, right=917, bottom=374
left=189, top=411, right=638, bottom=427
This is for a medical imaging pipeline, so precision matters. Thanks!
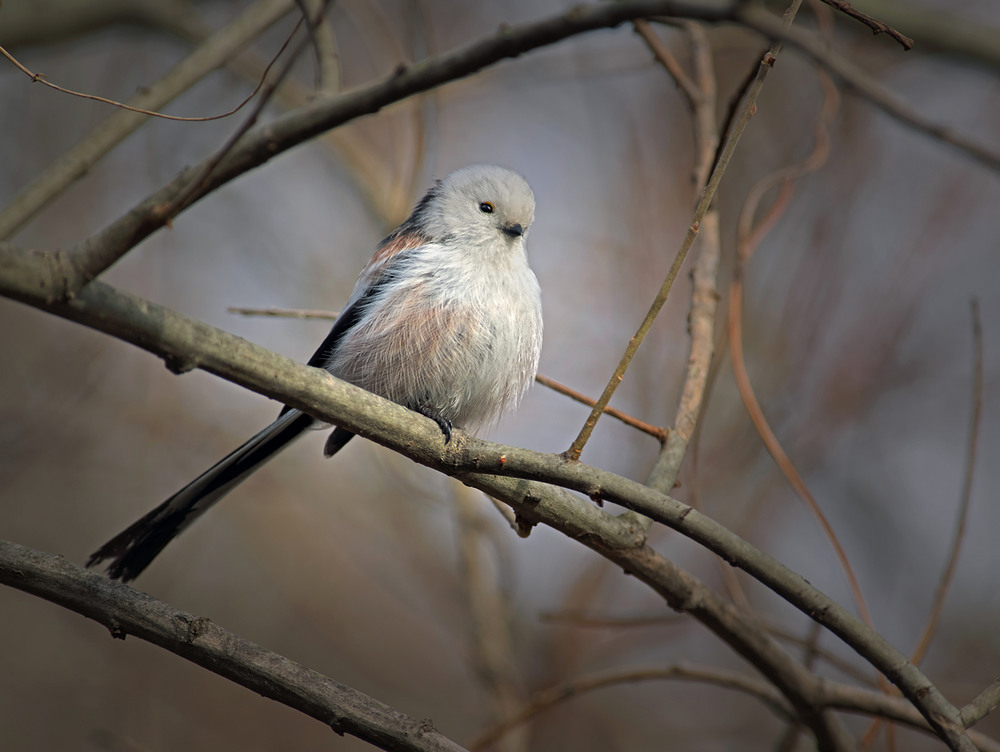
left=88, top=409, right=352, bottom=582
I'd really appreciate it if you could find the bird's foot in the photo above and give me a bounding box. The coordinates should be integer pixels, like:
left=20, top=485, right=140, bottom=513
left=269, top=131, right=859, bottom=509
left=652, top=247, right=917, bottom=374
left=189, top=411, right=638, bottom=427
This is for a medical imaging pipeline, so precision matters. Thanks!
left=415, top=404, right=453, bottom=444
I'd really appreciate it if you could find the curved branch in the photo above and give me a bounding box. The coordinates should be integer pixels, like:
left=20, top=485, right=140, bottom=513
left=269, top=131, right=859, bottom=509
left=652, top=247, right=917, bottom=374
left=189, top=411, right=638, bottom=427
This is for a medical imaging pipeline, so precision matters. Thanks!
left=0, top=271, right=858, bottom=748
left=0, top=540, right=470, bottom=752
left=54, top=0, right=735, bottom=296
left=0, top=267, right=970, bottom=750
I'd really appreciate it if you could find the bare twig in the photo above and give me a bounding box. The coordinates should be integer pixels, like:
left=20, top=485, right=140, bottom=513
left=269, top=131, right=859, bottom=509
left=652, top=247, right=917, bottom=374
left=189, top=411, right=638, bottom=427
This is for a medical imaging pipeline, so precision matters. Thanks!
left=159, top=1, right=330, bottom=223
left=818, top=0, right=914, bottom=49
left=0, top=34, right=279, bottom=122
left=468, top=664, right=794, bottom=750
left=564, top=0, right=804, bottom=462
left=228, top=305, right=340, bottom=319
left=910, top=299, right=983, bottom=665
left=737, top=4, right=1000, bottom=172
left=534, top=374, right=667, bottom=441
left=638, top=20, right=722, bottom=496
left=0, top=0, right=296, bottom=240
left=728, top=69, right=877, bottom=631
left=453, top=486, right=528, bottom=752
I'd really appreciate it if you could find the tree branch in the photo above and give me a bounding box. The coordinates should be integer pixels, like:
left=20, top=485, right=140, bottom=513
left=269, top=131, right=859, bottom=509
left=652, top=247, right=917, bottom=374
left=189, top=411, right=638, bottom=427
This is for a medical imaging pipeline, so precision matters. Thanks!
left=0, top=259, right=975, bottom=750
left=0, top=540, right=471, bottom=752
left=22, top=0, right=734, bottom=297
left=0, top=0, right=296, bottom=240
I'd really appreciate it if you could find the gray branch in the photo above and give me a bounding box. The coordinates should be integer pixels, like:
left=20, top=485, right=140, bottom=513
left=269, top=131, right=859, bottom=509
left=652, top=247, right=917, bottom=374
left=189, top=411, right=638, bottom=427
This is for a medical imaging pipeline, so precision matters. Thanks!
left=0, top=540, right=470, bottom=752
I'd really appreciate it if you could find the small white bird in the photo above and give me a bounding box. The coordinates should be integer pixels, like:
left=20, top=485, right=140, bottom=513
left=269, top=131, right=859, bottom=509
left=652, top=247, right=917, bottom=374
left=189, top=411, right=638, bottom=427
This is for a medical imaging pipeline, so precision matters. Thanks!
left=88, top=165, right=543, bottom=581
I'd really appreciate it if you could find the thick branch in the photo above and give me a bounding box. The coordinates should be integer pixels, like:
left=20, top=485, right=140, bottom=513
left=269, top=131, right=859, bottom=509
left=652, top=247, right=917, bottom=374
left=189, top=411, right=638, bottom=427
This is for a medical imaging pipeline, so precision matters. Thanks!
left=54, top=0, right=734, bottom=295
left=0, top=540, right=469, bottom=752
left=0, top=262, right=972, bottom=750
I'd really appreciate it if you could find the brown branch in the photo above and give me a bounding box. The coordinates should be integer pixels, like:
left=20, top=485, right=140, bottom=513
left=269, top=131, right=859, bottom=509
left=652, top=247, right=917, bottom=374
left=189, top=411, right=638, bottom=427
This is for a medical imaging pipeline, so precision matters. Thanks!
left=728, top=69, right=878, bottom=632
left=0, top=30, right=282, bottom=123
left=638, top=20, right=722, bottom=496
left=910, top=299, right=983, bottom=665
left=963, top=677, right=1000, bottom=729
left=0, top=540, right=471, bottom=752
left=468, top=665, right=794, bottom=750
left=736, top=4, right=1000, bottom=172
left=0, top=0, right=296, bottom=240
left=0, top=271, right=968, bottom=749
left=228, top=305, right=339, bottom=319
left=563, top=0, right=804, bottom=462
left=37, top=0, right=737, bottom=298
left=818, top=0, right=913, bottom=49
left=533, top=374, right=667, bottom=442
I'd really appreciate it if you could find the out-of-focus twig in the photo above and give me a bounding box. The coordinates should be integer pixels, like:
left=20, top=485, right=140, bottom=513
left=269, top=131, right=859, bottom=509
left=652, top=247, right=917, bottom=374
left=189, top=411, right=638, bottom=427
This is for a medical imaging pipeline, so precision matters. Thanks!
left=635, top=20, right=721, bottom=498
left=227, top=305, right=339, bottom=319
left=468, top=664, right=794, bottom=750
left=564, top=0, right=805, bottom=463
left=454, top=485, right=528, bottom=752
left=817, top=0, right=913, bottom=49
left=0, top=0, right=295, bottom=240
left=160, top=1, right=331, bottom=224
left=728, top=70, right=880, bottom=632
left=909, top=299, right=983, bottom=666
left=737, top=4, right=1000, bottom=173
left=862, top=300, right=986, bottom=746
left=0, top=34, right=276, bottom=122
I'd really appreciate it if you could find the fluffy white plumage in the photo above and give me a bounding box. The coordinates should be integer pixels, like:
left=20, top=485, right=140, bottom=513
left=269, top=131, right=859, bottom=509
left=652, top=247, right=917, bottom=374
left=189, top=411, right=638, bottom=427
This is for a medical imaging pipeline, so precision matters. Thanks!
left=88, top=165, right=543, bottom=581
left=331, top=165, right=542, bottom=428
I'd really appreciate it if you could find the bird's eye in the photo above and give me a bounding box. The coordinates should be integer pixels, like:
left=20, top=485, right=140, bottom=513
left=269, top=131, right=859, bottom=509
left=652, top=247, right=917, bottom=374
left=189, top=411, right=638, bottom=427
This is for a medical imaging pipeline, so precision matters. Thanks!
left=479, top=202, right=494, bottom=214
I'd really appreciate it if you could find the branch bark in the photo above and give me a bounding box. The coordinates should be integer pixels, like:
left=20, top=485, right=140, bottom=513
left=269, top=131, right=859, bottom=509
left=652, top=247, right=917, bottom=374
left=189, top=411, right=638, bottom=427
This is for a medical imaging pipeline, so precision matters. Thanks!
left=0, top=540, right=471, bottom=752
left=0, top=262, right=977, bottom=751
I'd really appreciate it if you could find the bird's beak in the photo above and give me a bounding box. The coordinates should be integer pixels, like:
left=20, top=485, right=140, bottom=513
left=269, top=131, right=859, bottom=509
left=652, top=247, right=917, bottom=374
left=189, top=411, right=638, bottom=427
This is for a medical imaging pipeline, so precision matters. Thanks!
left=503, top=223, right=524, bottom=238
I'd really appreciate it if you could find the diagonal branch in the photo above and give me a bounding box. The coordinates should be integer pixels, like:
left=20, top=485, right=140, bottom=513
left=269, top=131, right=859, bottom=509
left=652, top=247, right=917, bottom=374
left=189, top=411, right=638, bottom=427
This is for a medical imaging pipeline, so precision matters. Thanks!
left=564, top=0, right=804, bottom=462
left=0, top=261, right=974, bottom=751
left=0, top=540, right=470, bottom=752
left=0, top=0, right=296, bottom=240
left=736, top=4, right=1000, bottom=172
left=28, top=0, right=736, bottom=297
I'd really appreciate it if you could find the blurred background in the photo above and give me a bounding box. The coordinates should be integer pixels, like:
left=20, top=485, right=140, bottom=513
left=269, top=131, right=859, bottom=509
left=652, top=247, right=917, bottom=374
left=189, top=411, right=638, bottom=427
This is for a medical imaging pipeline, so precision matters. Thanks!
left=2, top=0, right=999, bottom=749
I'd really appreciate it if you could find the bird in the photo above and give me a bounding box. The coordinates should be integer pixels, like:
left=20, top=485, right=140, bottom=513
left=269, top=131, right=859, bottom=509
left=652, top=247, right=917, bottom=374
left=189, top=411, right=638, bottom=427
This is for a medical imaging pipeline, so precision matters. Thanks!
left=87, top=164, right=543, bottom=582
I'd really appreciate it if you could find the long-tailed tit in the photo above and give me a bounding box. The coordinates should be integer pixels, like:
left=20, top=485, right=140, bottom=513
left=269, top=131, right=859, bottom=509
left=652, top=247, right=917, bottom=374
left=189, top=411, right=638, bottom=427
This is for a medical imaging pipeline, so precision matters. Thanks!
left=88, top=165, right=543, bottom=582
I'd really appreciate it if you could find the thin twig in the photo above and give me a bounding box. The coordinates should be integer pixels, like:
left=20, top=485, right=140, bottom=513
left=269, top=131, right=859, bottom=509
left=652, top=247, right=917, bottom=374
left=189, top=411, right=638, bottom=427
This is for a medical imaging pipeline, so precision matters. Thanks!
left=727, top=68, right=882, bottom=634
left=910, top=299, right=983, bottom=665
left=0, top=37, right=279, bottom=123
left=564, top=1, right=805, bottom=462
left=637, top=20, right=722, bottom=498
left=159, top=3, right=325, bottom=222
left=0, top=0, right=295, bottom=240
left=818, top=0, right=914, bottom=49
left=737, top=4, right=1000, bottom=173
left=468, top=664, right=794, bottom=750
left=227, top=305, right=339, bottom=319
left=534, top=374, right=667, bottom=441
